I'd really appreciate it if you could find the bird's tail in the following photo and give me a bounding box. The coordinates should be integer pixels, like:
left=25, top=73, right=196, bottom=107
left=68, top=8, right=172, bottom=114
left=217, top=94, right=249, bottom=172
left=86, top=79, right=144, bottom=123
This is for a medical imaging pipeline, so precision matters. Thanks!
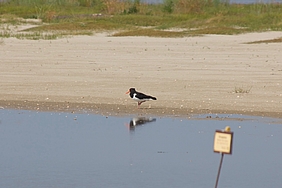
left=150, top=96, right=157, bottom=100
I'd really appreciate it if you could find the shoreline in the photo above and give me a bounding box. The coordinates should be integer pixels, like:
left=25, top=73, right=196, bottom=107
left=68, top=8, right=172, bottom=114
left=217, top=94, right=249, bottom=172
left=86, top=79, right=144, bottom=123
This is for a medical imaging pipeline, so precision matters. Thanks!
left=0, top=100, right=281, bottom=120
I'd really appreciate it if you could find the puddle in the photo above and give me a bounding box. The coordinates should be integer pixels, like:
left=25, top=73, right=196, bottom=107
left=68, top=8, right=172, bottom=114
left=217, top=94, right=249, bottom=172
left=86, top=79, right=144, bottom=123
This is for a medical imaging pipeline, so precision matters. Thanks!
left=0, top=109, right=281, bottom=188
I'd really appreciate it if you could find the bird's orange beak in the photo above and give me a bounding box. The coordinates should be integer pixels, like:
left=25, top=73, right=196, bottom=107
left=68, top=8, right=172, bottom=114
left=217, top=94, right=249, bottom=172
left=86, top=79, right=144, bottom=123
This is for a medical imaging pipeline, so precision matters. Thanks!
left=125, top=90, right=130, bottom=94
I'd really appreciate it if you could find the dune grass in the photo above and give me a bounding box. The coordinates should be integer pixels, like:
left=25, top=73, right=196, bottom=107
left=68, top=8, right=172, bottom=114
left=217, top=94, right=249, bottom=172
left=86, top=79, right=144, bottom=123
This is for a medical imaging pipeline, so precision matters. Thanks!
left=0, top=0, right=282, bottom=39
left=234, top=86, right=252, bottom=94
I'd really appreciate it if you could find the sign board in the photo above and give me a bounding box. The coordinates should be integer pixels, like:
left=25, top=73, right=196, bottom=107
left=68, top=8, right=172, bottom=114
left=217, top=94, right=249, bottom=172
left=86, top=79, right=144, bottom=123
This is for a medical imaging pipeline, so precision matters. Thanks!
left=214, top=130, right=233, bottom=154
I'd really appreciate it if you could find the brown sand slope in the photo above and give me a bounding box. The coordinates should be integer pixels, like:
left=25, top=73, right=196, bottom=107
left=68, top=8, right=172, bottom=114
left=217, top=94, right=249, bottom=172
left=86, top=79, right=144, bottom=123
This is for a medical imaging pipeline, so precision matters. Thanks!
left=0, top=32, right=282, bottom=118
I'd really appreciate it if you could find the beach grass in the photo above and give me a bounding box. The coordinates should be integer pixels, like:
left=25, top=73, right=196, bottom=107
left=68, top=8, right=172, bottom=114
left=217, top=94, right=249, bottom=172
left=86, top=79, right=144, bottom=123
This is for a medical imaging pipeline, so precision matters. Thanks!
left=1, top=0, right=282, bottom=39
left=234, top=86, right=252, bottom=94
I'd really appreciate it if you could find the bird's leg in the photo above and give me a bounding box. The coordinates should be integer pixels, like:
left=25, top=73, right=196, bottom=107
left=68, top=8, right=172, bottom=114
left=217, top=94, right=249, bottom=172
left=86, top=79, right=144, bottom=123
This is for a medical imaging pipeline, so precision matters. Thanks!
left=137, top=101, right=145, bottom=108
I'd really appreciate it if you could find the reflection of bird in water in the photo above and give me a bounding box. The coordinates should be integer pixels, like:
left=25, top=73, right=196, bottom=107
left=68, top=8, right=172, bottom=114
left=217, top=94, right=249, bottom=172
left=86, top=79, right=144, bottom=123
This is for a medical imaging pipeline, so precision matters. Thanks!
left=125, top=88, right=157, bottom=108
left=127, top=117, right=156, bottom=131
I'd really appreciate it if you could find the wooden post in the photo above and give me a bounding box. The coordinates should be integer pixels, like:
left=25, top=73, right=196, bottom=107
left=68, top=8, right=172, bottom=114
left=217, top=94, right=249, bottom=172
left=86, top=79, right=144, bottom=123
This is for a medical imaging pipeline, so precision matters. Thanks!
left=214, top=153, right=224, bottom=188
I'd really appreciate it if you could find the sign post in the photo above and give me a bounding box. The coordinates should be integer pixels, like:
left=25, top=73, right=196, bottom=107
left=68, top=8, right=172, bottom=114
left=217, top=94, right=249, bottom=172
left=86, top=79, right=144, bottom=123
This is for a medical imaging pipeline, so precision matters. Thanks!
left=214, top=126, right=233, bottom=188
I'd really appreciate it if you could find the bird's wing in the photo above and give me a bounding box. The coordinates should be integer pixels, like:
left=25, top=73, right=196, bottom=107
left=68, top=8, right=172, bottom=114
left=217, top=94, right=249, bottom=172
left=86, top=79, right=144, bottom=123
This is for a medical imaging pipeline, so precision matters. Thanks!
left=135, top=92, right=152, bottom=99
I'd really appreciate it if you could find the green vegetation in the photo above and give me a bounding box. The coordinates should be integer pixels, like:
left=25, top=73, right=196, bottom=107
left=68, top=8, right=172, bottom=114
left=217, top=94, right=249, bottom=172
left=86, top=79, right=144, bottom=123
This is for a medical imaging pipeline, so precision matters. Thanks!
left=246, top=37, right=282, bottom=44
left=1, top=0, right=282, bottom=39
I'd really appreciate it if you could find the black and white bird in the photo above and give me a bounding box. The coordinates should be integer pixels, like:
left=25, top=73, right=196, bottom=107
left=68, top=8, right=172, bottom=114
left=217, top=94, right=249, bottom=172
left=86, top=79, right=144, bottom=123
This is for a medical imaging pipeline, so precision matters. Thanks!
left=126, top=88, right=157, bottom=108
left=128, top=117, right=157, bottom=131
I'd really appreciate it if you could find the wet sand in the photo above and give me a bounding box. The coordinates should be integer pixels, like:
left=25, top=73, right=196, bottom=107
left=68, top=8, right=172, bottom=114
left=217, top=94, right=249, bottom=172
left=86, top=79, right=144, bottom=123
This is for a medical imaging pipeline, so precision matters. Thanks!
left=1, top=32, right=282, bottom=118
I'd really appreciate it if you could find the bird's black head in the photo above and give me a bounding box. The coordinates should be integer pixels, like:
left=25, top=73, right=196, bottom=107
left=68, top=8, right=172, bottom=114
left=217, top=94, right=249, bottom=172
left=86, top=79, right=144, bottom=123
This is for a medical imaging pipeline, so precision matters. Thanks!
left=126, top=88, right=136, bottom=95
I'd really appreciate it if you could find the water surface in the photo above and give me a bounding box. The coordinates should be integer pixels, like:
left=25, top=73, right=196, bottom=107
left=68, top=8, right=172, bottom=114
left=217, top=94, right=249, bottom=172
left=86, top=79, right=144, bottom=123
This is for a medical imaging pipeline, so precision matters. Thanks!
left=0, top=110, right=281, bottom=188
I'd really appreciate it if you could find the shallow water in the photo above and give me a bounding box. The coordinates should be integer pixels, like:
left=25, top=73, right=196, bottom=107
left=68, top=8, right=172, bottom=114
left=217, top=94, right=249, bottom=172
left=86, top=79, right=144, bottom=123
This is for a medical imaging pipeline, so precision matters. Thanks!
left=0, top=110, right=282, bottom=188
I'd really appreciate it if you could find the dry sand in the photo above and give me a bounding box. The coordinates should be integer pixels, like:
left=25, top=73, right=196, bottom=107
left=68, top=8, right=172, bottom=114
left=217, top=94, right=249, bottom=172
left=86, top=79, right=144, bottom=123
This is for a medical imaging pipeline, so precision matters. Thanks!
left=1, top=32, right=282, bottom=118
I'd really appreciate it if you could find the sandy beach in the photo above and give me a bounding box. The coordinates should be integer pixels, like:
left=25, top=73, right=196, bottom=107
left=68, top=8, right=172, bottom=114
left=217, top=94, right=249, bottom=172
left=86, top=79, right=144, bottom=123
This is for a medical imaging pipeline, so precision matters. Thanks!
left=1, top=32, right=282, bottom=118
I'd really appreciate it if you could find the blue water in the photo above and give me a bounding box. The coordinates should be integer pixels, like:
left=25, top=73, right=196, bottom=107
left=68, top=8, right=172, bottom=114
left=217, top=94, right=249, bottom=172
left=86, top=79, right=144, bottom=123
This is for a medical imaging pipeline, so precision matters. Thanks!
left=230, top=0, right=281, bottom=3
left=0, top=110, right=282, bottom=188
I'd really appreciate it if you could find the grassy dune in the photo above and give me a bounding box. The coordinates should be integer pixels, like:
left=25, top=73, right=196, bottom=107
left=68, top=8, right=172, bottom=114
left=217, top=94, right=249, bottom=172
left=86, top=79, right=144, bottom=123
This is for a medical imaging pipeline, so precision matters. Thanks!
left=0, top=0, right=282, bottom=39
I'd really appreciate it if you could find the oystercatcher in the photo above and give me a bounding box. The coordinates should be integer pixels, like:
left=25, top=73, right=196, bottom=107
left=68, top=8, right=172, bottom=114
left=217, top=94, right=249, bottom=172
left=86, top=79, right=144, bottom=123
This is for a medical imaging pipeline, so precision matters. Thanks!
left=126, top=88, right=157, bottom=108
left=129, top=117, right=156, bottom=127
left=128, top=117, right=157, bottom=131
